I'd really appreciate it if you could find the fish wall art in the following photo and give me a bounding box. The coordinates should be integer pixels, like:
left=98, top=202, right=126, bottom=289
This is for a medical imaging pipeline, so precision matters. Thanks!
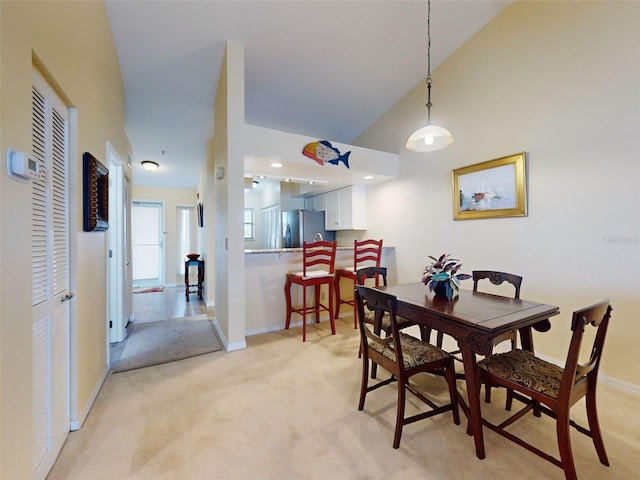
left=302, top=140, right=350, bottom=169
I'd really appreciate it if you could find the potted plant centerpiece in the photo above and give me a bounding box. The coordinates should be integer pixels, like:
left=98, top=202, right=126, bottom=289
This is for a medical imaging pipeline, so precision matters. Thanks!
left=422, top=254, right=471, bottom=299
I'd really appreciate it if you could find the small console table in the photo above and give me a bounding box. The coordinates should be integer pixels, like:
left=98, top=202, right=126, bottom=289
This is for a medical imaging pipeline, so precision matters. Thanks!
left=184, top=259, right=204, bottom=301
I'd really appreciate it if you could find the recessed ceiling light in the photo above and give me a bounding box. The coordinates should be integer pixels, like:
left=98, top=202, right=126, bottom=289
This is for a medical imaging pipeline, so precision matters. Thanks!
left=141, top=160, right=159, bottom=172
left=308, top=181, right=314, bottom=184
left=364, top=175, right=374, bottom=180
left=284, top=178, right=291, bottom=182
left=271, top=162, right=283, bottom=168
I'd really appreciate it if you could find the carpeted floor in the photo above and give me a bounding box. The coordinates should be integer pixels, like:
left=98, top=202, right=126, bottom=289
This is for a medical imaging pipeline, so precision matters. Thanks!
left=112, top=315, right=222, bottom=372
left=48, top=317, right=639, bottom=480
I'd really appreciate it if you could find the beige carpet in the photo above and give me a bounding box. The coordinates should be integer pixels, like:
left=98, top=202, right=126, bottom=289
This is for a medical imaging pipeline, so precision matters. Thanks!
left=112, top=315, right=222, bottom=372
left=49, top=318, right=639, bottom=480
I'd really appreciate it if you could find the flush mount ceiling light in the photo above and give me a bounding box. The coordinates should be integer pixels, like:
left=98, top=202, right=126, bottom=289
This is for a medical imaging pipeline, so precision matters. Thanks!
left=141, top=160, right=159, bottom=172
left=406, top=0, right=454, bottom=152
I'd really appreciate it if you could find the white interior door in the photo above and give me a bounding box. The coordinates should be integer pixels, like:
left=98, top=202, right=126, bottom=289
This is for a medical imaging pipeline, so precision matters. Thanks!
left=31, top=69, right=71, bottom=480
left=107, top=144, right=126, bottom=343
left=131, top=201, right=164, bottom=287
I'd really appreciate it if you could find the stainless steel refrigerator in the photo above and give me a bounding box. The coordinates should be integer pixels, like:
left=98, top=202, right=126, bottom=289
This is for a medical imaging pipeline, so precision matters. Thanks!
left=281, top=210, right=335, bottom=248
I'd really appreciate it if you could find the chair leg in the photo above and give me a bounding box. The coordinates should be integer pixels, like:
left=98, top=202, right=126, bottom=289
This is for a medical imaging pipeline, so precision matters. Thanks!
left=328, top=284, right=336, bottom=335
left=484, top=383, right=492, bottom=403
left=371, top=360, right=379, bottom=379
left=334, top=275, right=341, bottom=319
left=302, top=285, right=307, bottom=342
left=444, top=363, right=460, bottom=425
left=358, top=352, right=370, bottom=411
left=353, top=289, right=358, bottom=329
left=284, top=279, right=292, bottom=330
left=314, top=285, right=321, bottom=324
left=393, top=380, right=406, bottom=449
left=585, top=389, right=609, bottom=466
left=556, top=411, right=578, bottom=480
left=505, top=388, right=514, bottom=410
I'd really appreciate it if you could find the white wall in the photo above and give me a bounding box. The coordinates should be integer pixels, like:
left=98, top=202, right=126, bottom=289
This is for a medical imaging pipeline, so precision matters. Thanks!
left=355, top=1, right=640, bottom=388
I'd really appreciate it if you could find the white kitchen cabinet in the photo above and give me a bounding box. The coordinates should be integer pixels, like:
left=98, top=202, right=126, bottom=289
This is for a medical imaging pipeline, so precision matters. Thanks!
left=304, top=197, right=315, bottom=211
left=324, top=186, right=367, bottom=230
left=305, top=193, right=326, bottom=212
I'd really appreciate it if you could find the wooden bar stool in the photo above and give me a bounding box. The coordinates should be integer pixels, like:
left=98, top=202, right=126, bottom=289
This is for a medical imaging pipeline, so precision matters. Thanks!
left=284, top=240, right=337, bottom=342
left=334, top=239, right=383, bottom=327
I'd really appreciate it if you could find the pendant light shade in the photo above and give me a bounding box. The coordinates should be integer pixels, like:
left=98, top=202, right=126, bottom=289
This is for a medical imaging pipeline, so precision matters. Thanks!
left=406, top=0, right=453, bottom=153
left=406, top=124, right=454, bottom=152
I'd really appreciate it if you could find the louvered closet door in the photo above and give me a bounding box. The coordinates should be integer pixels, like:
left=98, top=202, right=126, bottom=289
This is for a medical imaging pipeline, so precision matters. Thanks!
left=31, top=69, right=70, bottom=480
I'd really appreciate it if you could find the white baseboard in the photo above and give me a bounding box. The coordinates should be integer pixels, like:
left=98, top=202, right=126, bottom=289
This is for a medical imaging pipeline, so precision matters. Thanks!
left=599, top=373, right=640, bottom=395
left=211, top=316, right=246, bottom=351
left=70, top=364, right=109, bottom=431
left=245, top=324, right=289, bottom=337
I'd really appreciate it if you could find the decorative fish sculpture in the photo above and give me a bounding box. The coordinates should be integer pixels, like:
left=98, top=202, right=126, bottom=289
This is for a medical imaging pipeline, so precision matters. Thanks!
left=302, top=140, right=350, bottom=169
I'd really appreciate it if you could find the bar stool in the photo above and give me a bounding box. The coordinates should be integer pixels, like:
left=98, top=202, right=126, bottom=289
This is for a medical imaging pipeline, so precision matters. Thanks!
left=284, top=240, right=337, bottom=342
left=334, top=239, right=383, bottom=327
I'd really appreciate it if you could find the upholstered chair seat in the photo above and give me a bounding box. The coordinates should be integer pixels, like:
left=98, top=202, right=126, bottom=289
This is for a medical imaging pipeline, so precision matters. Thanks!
left=478, top=349, right=564, bottom=399
left=369, top=332, right=451, bottom=368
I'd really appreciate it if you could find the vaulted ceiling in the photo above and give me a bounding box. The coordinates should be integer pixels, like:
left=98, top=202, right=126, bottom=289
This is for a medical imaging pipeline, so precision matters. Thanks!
left=105, top=0, right=514, bottom=189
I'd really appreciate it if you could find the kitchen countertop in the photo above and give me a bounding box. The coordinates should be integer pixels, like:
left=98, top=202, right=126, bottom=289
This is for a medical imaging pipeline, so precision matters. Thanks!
left=245, top=247, right=355, bottom=254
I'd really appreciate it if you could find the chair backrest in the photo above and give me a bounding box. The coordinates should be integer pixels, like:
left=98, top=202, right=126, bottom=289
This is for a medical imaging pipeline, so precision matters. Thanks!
left=560, top=300, right=612, bottom=402
left=355, top=285, right=403, bottom=365
left=472, top=270, right=523, bottom=299
left=302, top=240, right=337, bottom=276
left=353, top=239, right=383, bottom=270
left=355, top=266, right=388, bottom=287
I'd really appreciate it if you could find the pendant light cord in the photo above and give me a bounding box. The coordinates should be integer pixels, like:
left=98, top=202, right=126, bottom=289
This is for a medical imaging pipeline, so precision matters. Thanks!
left=425, top=0, right=433, bottom=124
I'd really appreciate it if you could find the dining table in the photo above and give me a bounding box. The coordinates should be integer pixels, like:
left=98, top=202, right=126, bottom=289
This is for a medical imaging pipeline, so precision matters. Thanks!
left=376, top=282, right=560, bottom=459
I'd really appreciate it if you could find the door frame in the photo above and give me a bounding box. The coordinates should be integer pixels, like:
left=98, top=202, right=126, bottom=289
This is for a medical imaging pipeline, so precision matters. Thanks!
left=107, top=142, right=126, bottom=344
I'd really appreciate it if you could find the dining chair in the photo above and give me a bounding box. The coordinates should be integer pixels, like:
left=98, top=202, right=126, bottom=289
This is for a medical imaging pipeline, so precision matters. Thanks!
left=334, top=239, right=383, bottom=327
left=284, top=240, right=337, bottom=342
left=436, top=270, right=523, bottom=403
left=474, top=270, right=523, bottom=402
left=356, top=266, right=428, bottom=378
left=478, top=300, right=613, bottom=480
left=355, top=285, right=460, bottom=449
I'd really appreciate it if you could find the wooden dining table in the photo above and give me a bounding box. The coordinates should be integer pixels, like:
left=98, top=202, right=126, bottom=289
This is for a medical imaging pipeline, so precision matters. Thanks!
left=376, top=282, right=560, bottom=459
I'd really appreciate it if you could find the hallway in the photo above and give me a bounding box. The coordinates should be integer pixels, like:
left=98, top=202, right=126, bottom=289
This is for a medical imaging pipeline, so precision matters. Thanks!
left=132, top=285, right=211, bottom=324
left=110, top=286, right=213, bottom=368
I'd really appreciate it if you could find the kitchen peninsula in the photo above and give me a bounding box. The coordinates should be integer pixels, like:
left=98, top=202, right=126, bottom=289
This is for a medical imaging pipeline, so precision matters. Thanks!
left=245, top=246, right=396, bottom=335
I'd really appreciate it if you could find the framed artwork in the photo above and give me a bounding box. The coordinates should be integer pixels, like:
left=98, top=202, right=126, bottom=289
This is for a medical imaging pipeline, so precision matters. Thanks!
left=452, top=152, right=527, bottom=220
left=83, top=152, right=109, bottom=231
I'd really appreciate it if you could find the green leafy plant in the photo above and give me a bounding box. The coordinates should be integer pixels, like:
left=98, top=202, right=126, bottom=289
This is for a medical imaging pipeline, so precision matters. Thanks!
left=421, top=254, right=471, bottom=299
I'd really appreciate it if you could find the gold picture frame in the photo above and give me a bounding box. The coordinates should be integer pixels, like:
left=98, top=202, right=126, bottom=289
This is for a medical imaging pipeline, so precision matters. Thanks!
left=452, top=152, right=527, bottom=220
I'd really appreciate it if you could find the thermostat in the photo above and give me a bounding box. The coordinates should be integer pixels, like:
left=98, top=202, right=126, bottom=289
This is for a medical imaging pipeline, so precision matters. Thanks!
left=6, top=148, right=39, bottom=182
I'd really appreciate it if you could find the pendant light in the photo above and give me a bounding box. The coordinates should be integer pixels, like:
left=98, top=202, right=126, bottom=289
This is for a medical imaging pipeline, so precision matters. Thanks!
left=406, top=0, right=454, bottom=152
